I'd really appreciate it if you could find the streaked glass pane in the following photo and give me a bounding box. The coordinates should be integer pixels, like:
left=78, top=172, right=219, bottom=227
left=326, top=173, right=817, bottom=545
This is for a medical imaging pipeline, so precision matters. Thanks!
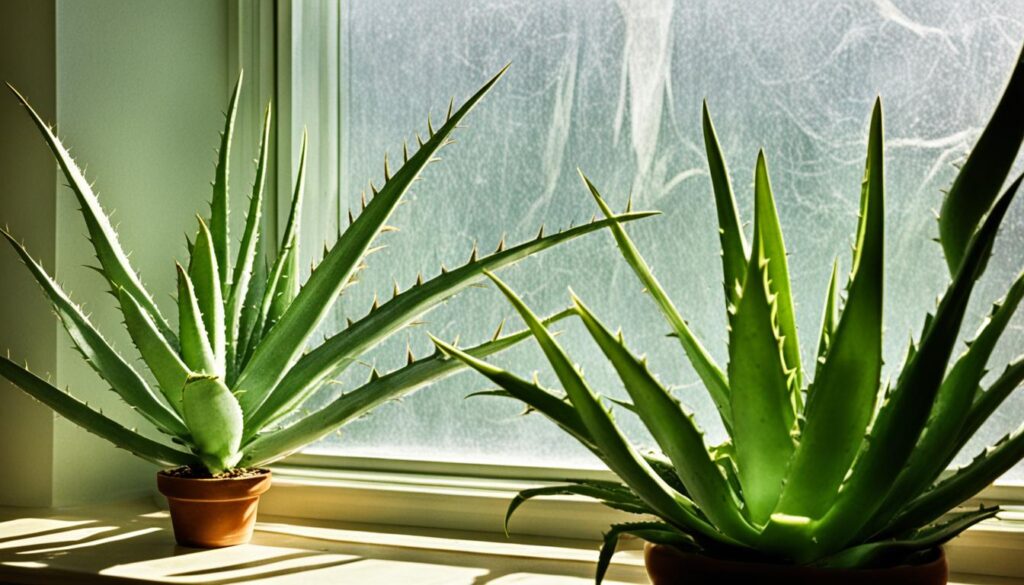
left=291, top=0, right=1024, bottom=476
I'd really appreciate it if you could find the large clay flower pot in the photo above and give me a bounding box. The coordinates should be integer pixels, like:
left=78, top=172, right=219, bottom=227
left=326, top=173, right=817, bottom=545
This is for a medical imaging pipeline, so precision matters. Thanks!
left=644, top=542, right=947, bottom=585
left=157, top=468, right=272, bottom=547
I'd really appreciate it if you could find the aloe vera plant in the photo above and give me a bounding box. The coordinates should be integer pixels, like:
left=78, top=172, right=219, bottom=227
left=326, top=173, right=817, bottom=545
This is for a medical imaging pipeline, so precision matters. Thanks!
left=0, top=69, right=652, bottom=475
left=433, top=48, right=1024, bottom=578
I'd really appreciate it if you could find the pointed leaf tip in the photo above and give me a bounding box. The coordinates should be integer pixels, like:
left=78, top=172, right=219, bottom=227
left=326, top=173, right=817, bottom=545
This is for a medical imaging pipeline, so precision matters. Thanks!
left=938, top=45, right=1024, bottom=274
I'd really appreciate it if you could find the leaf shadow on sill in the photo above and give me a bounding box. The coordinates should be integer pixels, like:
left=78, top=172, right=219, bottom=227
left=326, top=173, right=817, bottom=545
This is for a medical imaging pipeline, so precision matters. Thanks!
left=0, top=512, right=646, bottom=584
left=0, top=516, right=377, bottom=584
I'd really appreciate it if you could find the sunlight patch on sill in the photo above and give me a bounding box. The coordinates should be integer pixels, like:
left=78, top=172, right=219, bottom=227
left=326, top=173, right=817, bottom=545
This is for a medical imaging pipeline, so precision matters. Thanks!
left=101, top=544, right=359, bottom=583
left=99, top=543, right=491, bottom=584
left=139, top=511, right=170, bottom=519
left=18, top=527, right=162, bottom=555
left=0, top=525, right=118, bottom=551
left=256, top=522, right=645, bottom=567
left=0, top=518, right=95, bottom=540
left=2, top=561, right=48, bottom=569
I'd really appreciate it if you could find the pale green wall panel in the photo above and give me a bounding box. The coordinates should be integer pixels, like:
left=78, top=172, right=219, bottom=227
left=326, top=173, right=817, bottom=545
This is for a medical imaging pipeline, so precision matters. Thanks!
left=52, top=0, right=229, bottom=505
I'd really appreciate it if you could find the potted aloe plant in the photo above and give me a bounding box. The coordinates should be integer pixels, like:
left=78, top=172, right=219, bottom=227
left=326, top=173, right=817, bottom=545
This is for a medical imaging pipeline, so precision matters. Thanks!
left=0, top=69, right=651, bottom=548
left=433, top=47, right=1024, bottom=584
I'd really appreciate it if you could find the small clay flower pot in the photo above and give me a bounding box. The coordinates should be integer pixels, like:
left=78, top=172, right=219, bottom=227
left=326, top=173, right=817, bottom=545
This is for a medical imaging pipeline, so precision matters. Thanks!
left=644, top=542, right=948, bottom=585
left=157, top=468, right=272, bottom=548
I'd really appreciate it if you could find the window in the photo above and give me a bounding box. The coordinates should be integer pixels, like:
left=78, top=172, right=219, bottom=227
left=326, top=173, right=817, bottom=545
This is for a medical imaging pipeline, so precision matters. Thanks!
left=281, top=0, right=1024, bottom=476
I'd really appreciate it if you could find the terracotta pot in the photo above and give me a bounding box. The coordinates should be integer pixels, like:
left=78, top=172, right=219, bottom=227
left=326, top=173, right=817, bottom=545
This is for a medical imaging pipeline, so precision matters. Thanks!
left=644, top=542, right=948, bottom=585
left=156, top=469, right=272, bottom=547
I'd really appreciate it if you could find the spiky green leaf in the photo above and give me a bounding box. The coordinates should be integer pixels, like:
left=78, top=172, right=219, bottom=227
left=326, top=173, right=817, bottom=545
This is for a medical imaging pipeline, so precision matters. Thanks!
left=235, top=228, right=268, bottom=372
left=597, top=523, right=699, bottom=585
left=0, top=356, right=197, bottom=467
left=1, top=229, right=187, bottom=437
left=240, top=310, right=572, bottom=464
left=182, top=375, right=243, bottom=473
left=815, top=258, right=840, bottom=362
left=438, top=336, right=687, bottom=495
left=504, top=483, right=650, bottom=536
left=245, top=211, right=655, bottom=434
left=267, top=247, right=300, bottom=331
left=959, top=358, right=1024, bottom=445
left=176, top=263, right=218, bottom=375
left=432, top=337, right=598, bottom=453
left=6, top=83, right=177, bottom=347
left=805, top=174, right=1020, bottom=560
left=702, top=101, right=748, bottom=306
left=866, top=270, right=1024, bottom=535
left=188, top=217, right=225, bottom=369
left=210, top=70, right=244, bottom=288
left=235, top=68, right=509, bottom=416
left=822, top=507, right=997, bottom=569
left=885, top=428, right=1024, bottom=537
left=483, top=272, right=734, bottom=545
left=117, top=287, right=190, bottom=415
left=727, top=234, right=796, bottom=525
left=751, top=151, right=802, bottom=393
left=582, top=173, right=732, bottom=432
left=258, top=129, right=307, bottom=337
left=770, top=101, right=885, bottom=522
left=938, top=45, right=1024, bottom=273
left=572, top=294, right=755, bottom=542
left=226, top=102, right=272, bottom=384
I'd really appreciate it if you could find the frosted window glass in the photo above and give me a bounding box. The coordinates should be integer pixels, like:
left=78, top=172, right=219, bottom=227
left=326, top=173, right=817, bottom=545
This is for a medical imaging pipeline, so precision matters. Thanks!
left=291, top=1, right=1024, bottom=477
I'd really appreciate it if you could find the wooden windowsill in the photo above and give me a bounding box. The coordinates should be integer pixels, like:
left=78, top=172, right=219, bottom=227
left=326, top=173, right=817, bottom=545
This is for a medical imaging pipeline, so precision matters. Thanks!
left=0, top=499, right=646, bottom=584
left=0, top=500, right=1018, bottom=584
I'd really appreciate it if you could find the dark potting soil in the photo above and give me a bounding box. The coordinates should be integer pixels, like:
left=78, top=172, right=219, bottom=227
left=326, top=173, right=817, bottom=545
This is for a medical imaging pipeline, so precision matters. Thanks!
left=163, top=466, right=268, bottom=480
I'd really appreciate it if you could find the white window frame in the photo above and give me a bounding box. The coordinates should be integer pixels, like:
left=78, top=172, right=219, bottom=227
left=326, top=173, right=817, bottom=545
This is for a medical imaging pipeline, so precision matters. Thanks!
left=237, top=2, right=1024, bottom=579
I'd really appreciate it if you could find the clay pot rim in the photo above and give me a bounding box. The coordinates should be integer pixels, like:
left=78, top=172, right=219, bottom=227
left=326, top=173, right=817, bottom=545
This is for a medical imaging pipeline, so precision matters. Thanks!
left=157, top=468, right=272, bottom=502
left=156, top=467, right=272, bottom=482
left=644, top=541, right=945, bottom=574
